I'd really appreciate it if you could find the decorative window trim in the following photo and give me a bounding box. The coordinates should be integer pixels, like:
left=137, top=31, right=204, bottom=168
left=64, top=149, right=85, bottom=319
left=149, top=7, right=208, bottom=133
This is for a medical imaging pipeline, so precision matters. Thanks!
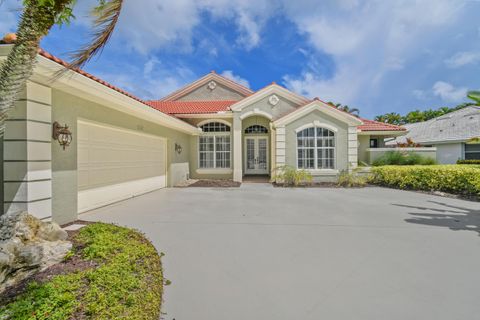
left=295, top=121, right=338, bottom=133
left=197, top=119, right=231, bottom=128
left=240, top=109, right=273, bottom=120
left=197, top=121, right=232, bottom=169
left=296, top=126, right=337, bottom=170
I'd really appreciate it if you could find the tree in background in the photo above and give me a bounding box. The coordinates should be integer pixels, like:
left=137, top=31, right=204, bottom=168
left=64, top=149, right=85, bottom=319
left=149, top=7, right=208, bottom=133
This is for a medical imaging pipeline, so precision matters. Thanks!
left=467, top=91, right=480, bottom=105
left=327, top=102, right=360, bottom=116
left=0, top=0, right=123, bottom=136
left=375, top=92, right=479, bottom=125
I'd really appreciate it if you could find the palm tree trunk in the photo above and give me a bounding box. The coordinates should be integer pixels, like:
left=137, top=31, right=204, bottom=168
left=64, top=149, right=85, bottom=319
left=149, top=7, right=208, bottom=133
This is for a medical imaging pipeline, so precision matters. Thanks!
left=0, top=1, right=70, bottom=137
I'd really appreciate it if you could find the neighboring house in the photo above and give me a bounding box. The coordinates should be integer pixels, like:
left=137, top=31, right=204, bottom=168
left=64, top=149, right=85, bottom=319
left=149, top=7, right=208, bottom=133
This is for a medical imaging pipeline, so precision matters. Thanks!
left=387, top=106, right=480, bottom=164
left=0, top=45, right=405, bottom=224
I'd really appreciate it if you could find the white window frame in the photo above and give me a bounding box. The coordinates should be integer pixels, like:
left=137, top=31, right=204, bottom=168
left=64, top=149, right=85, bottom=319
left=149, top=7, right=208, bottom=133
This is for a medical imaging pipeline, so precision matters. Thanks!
left=296, top=126, right=337, bottom=171
left=198, top=122, right=232, bottom=170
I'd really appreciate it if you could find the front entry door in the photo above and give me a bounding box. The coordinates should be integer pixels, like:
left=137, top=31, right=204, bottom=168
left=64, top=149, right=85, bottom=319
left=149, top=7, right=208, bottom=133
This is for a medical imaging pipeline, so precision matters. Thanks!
left=245, top=136, right=269, bottom=174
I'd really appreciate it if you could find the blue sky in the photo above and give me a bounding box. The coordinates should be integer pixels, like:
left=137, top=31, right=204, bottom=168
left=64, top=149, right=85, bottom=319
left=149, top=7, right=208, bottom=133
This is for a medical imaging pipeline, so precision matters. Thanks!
left=1, top=0, right=480, bottom=118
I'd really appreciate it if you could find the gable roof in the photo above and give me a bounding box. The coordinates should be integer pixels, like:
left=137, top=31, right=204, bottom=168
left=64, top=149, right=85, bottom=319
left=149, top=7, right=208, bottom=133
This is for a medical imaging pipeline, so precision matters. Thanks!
left=230, top=83, right=309, bottom=111
left=274, top=99, right=363, bottom=127
left=160, top=71, right=254, bottom=101
left=388, top=106, right=480, bottom=144
left=147, top=100, right=236, bottom=114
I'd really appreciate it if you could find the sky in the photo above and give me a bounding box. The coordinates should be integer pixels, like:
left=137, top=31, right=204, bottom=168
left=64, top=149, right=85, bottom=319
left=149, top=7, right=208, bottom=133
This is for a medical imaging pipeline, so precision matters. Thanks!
left=1, top=0, right=480, bottom=118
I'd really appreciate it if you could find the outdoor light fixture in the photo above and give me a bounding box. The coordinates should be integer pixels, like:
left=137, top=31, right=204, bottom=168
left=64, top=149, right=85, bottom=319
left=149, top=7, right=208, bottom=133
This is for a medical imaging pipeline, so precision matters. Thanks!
left=52, top=121, right=72, bottom=150
left=175, top=143, right=183, bottom=154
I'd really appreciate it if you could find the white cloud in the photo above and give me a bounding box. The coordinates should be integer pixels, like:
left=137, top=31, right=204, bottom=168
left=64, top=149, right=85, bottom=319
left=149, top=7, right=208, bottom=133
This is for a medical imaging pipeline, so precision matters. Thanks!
left=220, top=70, right=250, bottom=88
left=445, top=51, right=480, bottom=68
left=0, top=0, right=21, bottom=33
left=282, top=0, right=466, bottom=111
left=433, top=81, right=467, bottom=103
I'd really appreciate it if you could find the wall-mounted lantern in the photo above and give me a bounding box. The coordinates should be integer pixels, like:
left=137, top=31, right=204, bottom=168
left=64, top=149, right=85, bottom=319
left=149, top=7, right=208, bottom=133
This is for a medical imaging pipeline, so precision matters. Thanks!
left=175, top=143, right=183, bottom=154
left=52, top=121, right=72, bottom=150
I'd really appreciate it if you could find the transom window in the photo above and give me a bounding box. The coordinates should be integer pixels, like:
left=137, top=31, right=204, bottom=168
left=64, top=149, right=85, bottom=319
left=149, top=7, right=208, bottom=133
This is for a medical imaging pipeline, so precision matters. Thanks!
left=244, top=125, right=268, bottom=134
left=199, top=122, right=231, bottom=169
left=200, top=122, right=230, bottom=132
left=297, top=127, right=335, bottom=169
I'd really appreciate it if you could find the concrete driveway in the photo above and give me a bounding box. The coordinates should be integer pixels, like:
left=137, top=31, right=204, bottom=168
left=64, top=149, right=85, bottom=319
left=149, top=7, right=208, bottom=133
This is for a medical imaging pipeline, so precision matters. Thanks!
left=82, top=184, right=480, bottom=320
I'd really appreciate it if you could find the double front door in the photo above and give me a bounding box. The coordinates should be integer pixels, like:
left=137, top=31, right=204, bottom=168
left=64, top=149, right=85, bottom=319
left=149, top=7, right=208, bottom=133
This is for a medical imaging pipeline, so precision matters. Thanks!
left=245, top=136, right=269, bottom=174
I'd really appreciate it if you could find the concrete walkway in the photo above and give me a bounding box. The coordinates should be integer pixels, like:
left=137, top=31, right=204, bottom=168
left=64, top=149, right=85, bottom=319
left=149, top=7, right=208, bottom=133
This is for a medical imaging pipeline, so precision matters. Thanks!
left=82, top=185, right=480, bottom=320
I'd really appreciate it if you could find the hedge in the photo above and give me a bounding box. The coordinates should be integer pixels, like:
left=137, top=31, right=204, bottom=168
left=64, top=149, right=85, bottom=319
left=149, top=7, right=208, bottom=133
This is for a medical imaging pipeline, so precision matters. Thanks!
left=0, top=223, right=164, bottom=320
left=457, top=159, right=480, bottom=165
left=369, top=165, right=480, bottom=197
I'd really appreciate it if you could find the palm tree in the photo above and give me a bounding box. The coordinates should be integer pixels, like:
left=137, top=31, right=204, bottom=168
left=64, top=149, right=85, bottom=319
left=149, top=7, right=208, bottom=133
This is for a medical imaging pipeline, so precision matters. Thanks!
left=467, top=91, right=480, bottom=105
left=0, top=0, right=123, bottom=136
left=327, top=102, right=360, bottom=116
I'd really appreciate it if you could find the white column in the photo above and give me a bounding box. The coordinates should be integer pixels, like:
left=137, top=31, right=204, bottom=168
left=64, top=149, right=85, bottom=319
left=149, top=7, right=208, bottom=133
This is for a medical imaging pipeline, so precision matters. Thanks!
left=275, top=126, right=286, bottom=166
left=3, top=81, right=52, bottom=219
left=233, top=113, right=242, bottom=182
left=347, top=126, right=358, bottom=172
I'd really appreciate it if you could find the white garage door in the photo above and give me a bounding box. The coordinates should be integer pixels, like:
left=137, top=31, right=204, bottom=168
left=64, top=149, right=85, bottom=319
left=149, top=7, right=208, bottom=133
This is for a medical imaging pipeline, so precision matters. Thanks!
left=77, top=120, right=167, bottom=213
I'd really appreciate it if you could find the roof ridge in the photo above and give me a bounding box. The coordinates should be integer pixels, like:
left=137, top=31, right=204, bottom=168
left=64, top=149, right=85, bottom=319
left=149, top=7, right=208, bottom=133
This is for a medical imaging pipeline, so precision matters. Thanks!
left=159, top=72, right=254, bottom=101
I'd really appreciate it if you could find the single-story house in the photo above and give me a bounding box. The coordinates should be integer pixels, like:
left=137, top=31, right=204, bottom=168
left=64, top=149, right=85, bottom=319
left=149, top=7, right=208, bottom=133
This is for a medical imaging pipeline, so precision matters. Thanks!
left=0, top=44, right=406, bottom=224
left=387, top=106, right=480, bottom=164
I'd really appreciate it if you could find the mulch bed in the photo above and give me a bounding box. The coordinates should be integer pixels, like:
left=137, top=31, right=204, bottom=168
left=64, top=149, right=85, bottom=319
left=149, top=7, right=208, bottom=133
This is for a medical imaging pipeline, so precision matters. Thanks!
left=189, top=179, right=241, bottom=188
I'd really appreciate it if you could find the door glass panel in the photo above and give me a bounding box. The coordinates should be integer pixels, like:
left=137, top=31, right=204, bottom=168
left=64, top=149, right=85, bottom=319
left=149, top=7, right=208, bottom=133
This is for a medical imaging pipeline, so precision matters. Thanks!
left=246, top=139, right=255, bottom=170
left=258, top=138, right=267, bottom=170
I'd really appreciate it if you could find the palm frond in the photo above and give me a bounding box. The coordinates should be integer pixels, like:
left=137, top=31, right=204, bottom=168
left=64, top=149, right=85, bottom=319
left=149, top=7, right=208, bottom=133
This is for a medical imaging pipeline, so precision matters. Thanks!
left=66, top=0, right=123, bottom=71
left=467, top=90, right=480, bottom=104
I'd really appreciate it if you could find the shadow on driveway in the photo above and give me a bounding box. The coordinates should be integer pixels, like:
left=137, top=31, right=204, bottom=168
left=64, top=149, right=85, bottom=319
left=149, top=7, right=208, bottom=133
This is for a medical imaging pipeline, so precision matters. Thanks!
left=393, top=200, right=480, bottom=236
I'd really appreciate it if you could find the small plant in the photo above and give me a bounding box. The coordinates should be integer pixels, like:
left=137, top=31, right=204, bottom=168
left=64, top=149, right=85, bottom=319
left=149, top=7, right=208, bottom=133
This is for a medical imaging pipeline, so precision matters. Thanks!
left=274, top=165, right=313, bottom=186
left=337, top=170, right=367, bottom=188
left=457, top=159, right=480, bottom=165
left=372, top=150, right=436, bottom=166
left=396, top=137, right=421, bottom=148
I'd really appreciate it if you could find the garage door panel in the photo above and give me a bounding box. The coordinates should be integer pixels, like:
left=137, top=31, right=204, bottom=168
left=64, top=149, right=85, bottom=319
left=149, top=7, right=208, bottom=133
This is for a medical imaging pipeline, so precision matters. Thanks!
left=77, top=120, right=166, bottom=213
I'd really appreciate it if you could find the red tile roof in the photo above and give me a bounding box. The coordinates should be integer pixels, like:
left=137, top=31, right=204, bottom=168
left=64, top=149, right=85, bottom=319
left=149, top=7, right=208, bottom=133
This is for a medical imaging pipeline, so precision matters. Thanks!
left=146, top=100, right=236, bottom=114
left=358, top=118, right=406, bottom=131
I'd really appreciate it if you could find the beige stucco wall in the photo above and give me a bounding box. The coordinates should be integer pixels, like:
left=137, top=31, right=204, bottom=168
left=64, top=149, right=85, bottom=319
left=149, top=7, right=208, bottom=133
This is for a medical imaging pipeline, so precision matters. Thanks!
left=241, top=95, right=299, bottom=120
left=283, top=110, right=349, bottom=181
left=176, top=82, right=246, bottom=101
left=184, top=117, right=234, bottom=179
left=51, top=90, right=191, bottom=224
left=358, top=135, right=388, bottom=165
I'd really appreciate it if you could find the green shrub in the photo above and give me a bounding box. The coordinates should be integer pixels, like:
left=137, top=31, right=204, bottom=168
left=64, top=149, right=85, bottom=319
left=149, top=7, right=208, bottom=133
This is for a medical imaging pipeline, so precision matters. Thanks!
left=369, top=165, right=480, bottom=197
left=274, top=165, right=313, bottom=186
left=457, top=159, right=480, bottom=165
left=372, top=150, right=437, bottom=166
left=0, top=223, right=163, bottom=320
left=337, top=170, right=367, bottom=187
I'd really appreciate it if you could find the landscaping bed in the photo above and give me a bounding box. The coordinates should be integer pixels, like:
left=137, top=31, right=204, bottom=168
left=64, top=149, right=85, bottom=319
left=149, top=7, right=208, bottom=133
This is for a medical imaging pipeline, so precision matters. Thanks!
left=189, top=179, right=241, bottom=188
left=369, top=165, right=480, bottom=200
left=0, top=223, right=164, bottom=320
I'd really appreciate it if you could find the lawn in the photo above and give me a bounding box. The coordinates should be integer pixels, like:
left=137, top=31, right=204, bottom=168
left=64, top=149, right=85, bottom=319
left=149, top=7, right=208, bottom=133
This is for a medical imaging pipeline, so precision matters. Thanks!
left=0, top=223, right=164, bottom=320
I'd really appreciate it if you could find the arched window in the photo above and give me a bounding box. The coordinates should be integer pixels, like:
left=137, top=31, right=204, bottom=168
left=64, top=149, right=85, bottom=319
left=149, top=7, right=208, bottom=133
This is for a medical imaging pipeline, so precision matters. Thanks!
left=200, top=122, right=230, bottom=132
left=297, top=127, right=335, bottom=169
left=244, top=125, right=268, bottom=134
left=198, top=122, right=231, bottom=169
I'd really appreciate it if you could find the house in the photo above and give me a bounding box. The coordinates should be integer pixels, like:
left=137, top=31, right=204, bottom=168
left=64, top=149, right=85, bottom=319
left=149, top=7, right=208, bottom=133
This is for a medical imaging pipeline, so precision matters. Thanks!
left=0, top=45, right=406, bottom=224
left=387, top=106, right=480, bottom=163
